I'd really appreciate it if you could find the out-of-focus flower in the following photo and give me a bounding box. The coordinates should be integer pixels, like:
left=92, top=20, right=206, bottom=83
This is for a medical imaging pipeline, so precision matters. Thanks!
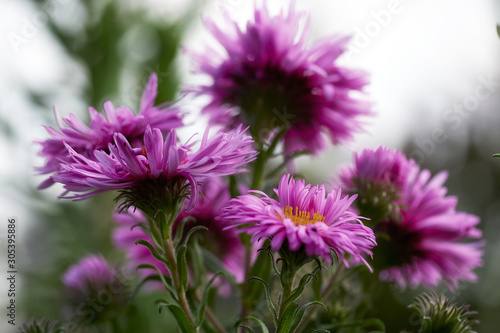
left=220, top=174, right=376, bottom=266
left=338, top=147, right=415, bottom=223
left=377, top=167, right=483, bottom=290
left=17, top=319, right=63, bottom=333
left=191, top=1, right=371, bottom=154
left=62, top=255, right=128, bottom=324
left=36, top=73, right=183, bottom=189
left=53, top=126, right=257, bottom=212
left=409, top=292, right=478, bottom=333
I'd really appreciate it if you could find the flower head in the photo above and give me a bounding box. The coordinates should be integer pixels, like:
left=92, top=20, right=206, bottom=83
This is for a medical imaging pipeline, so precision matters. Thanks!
left=62, top=255, right=128, bottom=323
left=17, top=319, right=63, bottom=333
left=36, top=73, right=183, bottom=189
left=377, top=166, right=483, bottom=290
left=220, top=174, right=376, bottom=266
left=338, top=147, right=415, bottom=223
left=191, top=1, right=371, bottom=154
left=409, top=292, right=478, bottom=333
left=53, top=126, right=257, bottom=212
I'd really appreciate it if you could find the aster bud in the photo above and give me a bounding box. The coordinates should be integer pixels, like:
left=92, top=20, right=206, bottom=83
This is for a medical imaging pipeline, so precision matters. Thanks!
left=409, top=292, right=478, bottom=333
left=17, top=318, right=63, bottom=333
left=62, top=255, right=129, bottom=326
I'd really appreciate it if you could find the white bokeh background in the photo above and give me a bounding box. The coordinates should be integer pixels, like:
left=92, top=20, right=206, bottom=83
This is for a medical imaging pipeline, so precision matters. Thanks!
left=1, top=0, right=499, bottom=331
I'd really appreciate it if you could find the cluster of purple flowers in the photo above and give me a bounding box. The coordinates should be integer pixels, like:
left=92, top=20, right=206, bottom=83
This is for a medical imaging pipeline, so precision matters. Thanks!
left=36, top=2, right=483, bottom=326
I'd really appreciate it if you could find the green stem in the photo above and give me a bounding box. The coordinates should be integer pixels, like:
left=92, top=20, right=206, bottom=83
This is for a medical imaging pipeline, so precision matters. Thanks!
left=164, top=235, right=194, bottom=324
left=251, top=128, right=286, bottom=190
left=277, top=261, right=297, bottom=320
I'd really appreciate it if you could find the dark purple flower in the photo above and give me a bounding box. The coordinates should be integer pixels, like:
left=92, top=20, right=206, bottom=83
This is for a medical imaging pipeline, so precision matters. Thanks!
left=36, top=73, right=183, bottom=189
left=220, top=174, right=376, bottom=266
left=377, top=167, right=483, bottom=290
left=191, top=2, right=371, bottom=154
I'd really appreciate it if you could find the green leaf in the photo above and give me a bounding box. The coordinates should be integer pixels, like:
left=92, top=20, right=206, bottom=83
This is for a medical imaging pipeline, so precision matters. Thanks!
left=135, top=239, right=166, bottom=264
left=311, top=330, right=330, bottom=333
left=244, top=246, right=272, bottom=305
left=136, top=264, right=176, bottom=299
left=290, top=301, right=327, bottom=333
left=196, top=272, right=226, bottom=326
left=238, top=326, right=256, bottom=333
left=248, top=277, right=277, bottom=324
left=497, top=25, right=500, bottom=38
left=493, top=153, right=500, bottom=158
left=173, top=218, right=187, bottom=246
left=284, top=266, right=320, bottom=307
left=189, top=238, right=205, bottom=288
left=160, top=303, right=196, bottom=333
left=234, top=317, right=269, bottom=333
left=130, top=274, right=175, bottom=300
left=276, top=303, right=298, bottom=333
left=176, top=246, right=189, bottom=291
left=181, top=226, right=208, bottom=248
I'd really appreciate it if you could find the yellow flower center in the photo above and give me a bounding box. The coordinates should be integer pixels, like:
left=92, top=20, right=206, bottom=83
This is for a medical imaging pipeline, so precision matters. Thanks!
left=282, top=205, right=325, bottom=226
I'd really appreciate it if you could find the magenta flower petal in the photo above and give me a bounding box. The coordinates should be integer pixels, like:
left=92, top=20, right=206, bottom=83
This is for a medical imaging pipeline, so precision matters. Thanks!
left=52, top=126, right=257, bottom=208
left=36, top=73, right=183, bottom=188
left=220, top=174, right=376, bottom=266
left=191, top=2, right=372, bottom=155
left=378, top=165, right=483, bottom=291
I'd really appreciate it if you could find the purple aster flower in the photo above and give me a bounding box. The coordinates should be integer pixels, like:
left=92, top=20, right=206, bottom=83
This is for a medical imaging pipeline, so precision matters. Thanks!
left=338, top=147, right=415, bottom=223
left=36, top=73, right=183, bottom=189
left=52, top=126, right=257, bottom=211
left=62, top=255, right=128, bottom=323
left=191, top=1, right=371, bottom=154
left=220, top=174, right=376, bottom=266
left=377, top=167, right=483, bottom=290
left=114, top=178, right=253, bottom=288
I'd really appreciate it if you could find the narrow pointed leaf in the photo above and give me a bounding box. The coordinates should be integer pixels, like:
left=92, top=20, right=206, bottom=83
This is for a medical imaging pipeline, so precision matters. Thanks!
left=196, top=272, right=225, bottom=326
left=136, top=264, right=175, bottom=299
left=181, top=226, right=208, bottom=248
left=163, top=303, right=196, bottom=333
left=248, top=277, right=277, bottom=324
left=276, top=303, right=298, bottom=333
left=234, top=317, right=269, bottom=333
left=135, top=239, right=166, bottom=264
left=290, top=301, right=327, bottom=333
left=285, top=267, right=320, bottom=307
left=176, top=246, right=189, bottom=291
